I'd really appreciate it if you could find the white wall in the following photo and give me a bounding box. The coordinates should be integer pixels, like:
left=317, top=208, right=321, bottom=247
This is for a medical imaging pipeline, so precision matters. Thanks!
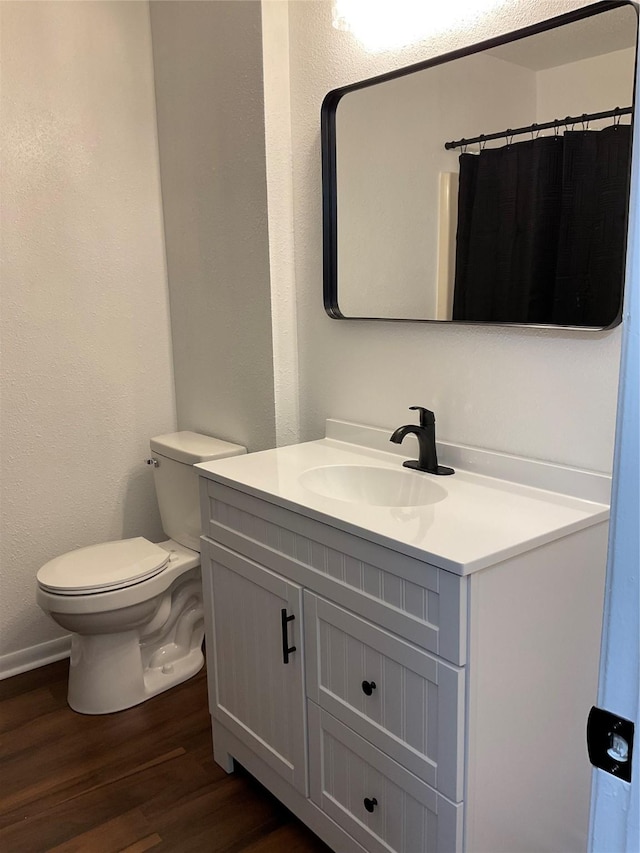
left=0, top=2, right=176, bottom=669
left=281, top=0, right=624, bottom=472
left=1, top=0, right=630, bottom=674
left=537, top=47, right=635, bottom=123
left=261, top=1, right=301, bottom=447
left=150, top=0, right=276, bottom=453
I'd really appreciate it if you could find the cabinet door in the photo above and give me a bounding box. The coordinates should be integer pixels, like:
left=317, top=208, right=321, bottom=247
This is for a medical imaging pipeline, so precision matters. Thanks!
left=204, top=540, right=307, bottom=794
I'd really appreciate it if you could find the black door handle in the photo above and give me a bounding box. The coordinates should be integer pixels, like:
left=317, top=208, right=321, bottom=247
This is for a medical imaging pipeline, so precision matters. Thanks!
left=281, top=608, right=296, bottom=664
left=361, top=680, right=377, bottom=696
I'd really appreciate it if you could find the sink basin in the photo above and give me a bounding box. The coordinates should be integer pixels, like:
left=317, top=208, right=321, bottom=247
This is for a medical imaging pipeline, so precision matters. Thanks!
left=299, top=464, right=448, bottom=507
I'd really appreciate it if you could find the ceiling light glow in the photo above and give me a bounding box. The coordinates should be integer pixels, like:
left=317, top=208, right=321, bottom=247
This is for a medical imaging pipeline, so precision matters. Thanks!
left=332, top=0, right=507, bottom=53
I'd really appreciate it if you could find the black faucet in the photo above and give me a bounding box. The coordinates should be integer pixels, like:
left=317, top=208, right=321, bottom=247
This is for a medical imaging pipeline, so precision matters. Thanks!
left=390, top=406, right=454, bottom=475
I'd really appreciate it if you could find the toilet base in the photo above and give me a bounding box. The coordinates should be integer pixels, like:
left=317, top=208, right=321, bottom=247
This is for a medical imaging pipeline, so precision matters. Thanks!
left=68, top=630, right=204, bottom=714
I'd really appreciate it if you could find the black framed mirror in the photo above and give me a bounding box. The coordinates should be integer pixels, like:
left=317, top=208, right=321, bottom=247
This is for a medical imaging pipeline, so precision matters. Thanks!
left=322, top=1, right=638, bottom=328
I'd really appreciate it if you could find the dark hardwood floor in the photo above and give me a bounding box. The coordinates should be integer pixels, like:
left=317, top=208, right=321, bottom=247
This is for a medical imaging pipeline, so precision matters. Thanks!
left=0, top=660, right=332, bottom=853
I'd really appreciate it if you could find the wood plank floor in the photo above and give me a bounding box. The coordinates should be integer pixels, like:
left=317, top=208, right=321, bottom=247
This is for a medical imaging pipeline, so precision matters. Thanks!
left=0, top=660, right=332, bottom=853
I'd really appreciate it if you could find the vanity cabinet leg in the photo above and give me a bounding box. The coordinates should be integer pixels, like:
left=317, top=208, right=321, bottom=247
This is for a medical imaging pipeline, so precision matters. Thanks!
left=214, top=742, right=235, bottom=774
left=212, top=722, right=235, bottom=773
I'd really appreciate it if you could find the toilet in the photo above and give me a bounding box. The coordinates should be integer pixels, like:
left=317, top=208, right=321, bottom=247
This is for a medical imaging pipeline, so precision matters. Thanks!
left=36, top=431, right=246, bottom=714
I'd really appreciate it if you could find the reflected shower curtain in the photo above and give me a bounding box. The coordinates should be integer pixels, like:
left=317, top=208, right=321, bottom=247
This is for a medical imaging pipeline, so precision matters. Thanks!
left=452, top=124, right=631, bottom=326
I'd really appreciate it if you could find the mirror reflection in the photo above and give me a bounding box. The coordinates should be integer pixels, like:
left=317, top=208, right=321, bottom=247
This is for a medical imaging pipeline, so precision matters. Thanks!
left=323, top=3, right=637, bottom=327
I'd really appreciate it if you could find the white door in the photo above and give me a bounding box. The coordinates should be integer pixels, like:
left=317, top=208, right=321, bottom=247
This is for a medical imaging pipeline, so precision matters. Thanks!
left=589, top=112, right=640, bottom=849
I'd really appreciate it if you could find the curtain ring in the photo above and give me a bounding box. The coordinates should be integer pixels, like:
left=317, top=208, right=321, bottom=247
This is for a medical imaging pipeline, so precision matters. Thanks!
left=614, top=107, right=622, bottom=129
left=506, top=129, right=513, bottom=146
left=461, top=140, right=468, bottom=153
left=531, top=123, right=540, bottom=141
left=581, top=113, right=589, bottom=133
left=478, top=134, right=486, bottom=152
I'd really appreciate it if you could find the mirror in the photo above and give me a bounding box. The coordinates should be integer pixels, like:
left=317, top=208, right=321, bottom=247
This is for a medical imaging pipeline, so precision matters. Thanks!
left=322, top=2, right=637, bottom=328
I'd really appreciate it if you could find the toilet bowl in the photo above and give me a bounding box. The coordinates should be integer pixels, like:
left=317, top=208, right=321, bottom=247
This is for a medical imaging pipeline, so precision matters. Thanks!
left=36, top=431, right=246, bottom=714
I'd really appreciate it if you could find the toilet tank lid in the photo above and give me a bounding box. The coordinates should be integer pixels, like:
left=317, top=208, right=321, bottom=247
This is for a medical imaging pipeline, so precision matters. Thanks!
left=150, top=431, right=246, bottom=465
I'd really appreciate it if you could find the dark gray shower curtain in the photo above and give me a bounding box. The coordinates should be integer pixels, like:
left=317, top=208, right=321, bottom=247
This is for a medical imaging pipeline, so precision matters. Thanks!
left=452, top=124, right=631, bottom=326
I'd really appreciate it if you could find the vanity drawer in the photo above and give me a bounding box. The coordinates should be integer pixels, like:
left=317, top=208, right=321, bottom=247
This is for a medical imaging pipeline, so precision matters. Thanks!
left=305, top=593, right=464, bottom=803
left=308, top=703, right=463, bottom=853
left=201, top=479, right=466, bottom=665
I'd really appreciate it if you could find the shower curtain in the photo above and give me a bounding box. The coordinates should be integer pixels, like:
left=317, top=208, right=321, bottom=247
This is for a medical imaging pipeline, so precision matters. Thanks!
left=452, top=124, right=631, bottom=326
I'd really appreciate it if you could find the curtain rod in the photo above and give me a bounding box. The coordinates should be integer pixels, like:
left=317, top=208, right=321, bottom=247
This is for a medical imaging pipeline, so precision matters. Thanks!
left=444, top=106, right=633, bottom=151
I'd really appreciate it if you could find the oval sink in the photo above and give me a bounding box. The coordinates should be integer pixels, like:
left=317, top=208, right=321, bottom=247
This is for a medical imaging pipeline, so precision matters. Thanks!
left=299, top=464, right=447, bottom=507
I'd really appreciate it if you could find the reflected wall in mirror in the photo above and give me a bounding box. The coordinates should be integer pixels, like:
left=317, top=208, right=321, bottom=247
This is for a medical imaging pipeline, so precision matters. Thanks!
left=322, top=1, right=637, bottom=328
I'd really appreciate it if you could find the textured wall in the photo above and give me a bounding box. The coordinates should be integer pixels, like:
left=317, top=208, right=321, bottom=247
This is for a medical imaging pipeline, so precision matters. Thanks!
left=150, top=0, right=276, bottom=452
left=0, top=1, right=176, bottom=662
left=262, top=1, right=301, bottom=447
left=282, top=0, right=624, bottom=472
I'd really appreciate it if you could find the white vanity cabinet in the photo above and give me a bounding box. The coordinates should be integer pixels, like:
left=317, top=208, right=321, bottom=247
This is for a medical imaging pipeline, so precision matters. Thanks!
left=198, top=433, right=609, bottom=853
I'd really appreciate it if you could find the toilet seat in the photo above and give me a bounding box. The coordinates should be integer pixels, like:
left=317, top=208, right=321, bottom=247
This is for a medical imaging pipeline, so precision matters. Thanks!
left=36, top=537, right=170, bottom=595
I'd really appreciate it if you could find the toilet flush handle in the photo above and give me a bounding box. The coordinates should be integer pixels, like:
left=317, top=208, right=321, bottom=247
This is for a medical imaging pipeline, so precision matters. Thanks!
left=145, top=458, right=159, bottom=467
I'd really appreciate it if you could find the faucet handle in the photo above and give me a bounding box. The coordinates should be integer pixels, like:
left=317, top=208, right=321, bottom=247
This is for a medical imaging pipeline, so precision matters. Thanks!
left=409, top=406, right=435, bottom=427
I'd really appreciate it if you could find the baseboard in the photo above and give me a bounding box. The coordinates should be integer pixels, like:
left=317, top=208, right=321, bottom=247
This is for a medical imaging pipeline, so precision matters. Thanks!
left=0, top=635, right=71, bottom=680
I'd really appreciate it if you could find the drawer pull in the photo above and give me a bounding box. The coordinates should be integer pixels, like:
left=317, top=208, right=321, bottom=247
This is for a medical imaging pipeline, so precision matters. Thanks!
left=363, top=797, right=378, bottom=813
left=280, top=608, right=296, bottom=664
left=361, top=680, right=377, bottom=696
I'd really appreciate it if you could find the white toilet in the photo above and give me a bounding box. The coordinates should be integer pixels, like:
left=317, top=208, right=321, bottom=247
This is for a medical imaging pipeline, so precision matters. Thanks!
left=36, top=431, right=245, bottom=714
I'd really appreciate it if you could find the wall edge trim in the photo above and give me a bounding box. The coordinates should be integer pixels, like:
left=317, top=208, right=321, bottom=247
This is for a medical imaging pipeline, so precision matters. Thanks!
left=0, top=635, right=71, bottom=681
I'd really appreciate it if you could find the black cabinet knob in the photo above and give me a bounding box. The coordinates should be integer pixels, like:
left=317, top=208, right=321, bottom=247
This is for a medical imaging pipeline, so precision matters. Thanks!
left=361, top=680, right=377, bottom=696
left=363, top=797, right=378, bottom=813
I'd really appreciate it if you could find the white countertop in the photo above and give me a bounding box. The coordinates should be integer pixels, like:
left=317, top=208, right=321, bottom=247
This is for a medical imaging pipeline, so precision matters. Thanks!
left=197, top=421, right=610, bottom=575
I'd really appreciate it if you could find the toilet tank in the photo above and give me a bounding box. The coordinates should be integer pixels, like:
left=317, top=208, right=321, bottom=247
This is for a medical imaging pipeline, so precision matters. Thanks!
left=149, top=431, right=246, bottom=552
